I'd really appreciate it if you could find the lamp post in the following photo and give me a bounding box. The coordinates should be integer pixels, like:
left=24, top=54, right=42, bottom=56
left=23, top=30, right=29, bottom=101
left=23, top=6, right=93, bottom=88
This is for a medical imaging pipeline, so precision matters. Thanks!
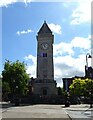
left=85, top=53, right=92, bottom=78
left=85, top=53, right=92, bottom=108
left=86, top=53, right=92, bottom=68
left=89, top=72, right=93, bottom=108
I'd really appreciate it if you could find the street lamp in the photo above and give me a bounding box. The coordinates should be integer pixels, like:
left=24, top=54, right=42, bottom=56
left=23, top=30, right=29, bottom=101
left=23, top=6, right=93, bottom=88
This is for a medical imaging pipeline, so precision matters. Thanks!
left=86, top=53, right=92, bottom=108
left=85, top=53, right=92, bottom=77
left=86, top=53, right=92, bottom=68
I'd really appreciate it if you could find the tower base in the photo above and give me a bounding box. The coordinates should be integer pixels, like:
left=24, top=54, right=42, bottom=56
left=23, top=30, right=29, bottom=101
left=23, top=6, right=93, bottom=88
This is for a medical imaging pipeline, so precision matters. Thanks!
left=29, top=78, right=58, bottom=96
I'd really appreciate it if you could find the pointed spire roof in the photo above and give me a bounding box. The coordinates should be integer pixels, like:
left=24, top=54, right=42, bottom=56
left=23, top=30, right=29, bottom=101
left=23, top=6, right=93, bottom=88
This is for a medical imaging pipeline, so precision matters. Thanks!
left=38, top=21, right=52, bottom=34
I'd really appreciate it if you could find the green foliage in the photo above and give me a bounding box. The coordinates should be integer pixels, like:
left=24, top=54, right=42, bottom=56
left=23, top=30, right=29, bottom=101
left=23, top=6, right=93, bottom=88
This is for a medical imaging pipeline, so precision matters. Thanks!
left=2, top=60, right=29, bottom=96
left=69, top=78, right=93, bottom=97
left=2, top=81, right=11, bottom=93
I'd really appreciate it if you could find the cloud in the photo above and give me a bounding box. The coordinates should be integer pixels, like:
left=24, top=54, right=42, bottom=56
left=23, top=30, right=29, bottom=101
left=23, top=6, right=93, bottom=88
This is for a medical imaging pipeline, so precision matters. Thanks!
left=71, top=35, right=91, bottom=49
left=0, top=0, right=70, bottom=7
left=54, top=54, right=86, bottom=79
left=17, top=29, right=33, bottom=36
left=26, top=65, right=36, bottom=78
left=0, top=0, right=92, bottom=9
left=48, top=23, right=62, bottom=34
left=71, top=0, right=91, bottom=25
left=24, top=55, right=36, bottom=77
left=53, top=35, right=90, bottom=57
left=24, top=54, right=36, bottom=63
left=53, top=54, right=85, bottom=87
left=0, top=0, right=18, bottom=7
left=0, top=0, right=34, bottom=7
left=24, top=0, right=32, bottom=3
left=53, top=42, right=74, bottom=56
left=0, top=0, right=80, bottom=7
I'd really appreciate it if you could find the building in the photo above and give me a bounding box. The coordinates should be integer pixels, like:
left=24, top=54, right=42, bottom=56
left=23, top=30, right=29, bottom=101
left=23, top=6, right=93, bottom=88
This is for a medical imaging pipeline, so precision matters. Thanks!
left=63, top=76, right=85, bottom=92
left=63, top=66, right=93, bottom=92
left=29, top=21, right=57, bottom=97
left=85, top=66, right=93, bottom=79
left=63, top=77, right=73, bottom=91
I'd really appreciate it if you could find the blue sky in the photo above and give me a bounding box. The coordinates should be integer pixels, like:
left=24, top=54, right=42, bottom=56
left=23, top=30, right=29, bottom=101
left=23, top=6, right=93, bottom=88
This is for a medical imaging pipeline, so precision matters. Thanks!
left=1, top=0, right=92, bottom=86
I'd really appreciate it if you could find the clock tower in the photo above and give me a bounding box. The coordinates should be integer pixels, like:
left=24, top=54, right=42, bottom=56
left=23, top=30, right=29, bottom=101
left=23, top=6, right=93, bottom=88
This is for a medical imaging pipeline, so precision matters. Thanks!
left=37, top=21, right=54, bottom=80
left=30, top=21, right=57, bottom=97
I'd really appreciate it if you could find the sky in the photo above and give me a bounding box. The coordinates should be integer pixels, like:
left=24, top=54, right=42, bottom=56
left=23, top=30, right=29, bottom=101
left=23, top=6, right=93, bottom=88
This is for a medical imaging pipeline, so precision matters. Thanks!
left=1, top=0, right=93, bottom=87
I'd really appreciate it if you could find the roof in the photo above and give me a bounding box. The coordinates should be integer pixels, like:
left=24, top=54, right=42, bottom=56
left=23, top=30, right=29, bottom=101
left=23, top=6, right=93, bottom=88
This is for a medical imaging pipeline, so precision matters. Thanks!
left=38, top=21, right=52, bottom=34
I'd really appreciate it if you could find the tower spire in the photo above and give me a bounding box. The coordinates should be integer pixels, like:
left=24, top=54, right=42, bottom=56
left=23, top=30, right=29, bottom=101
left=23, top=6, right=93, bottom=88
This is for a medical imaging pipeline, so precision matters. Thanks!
left=38, top=21, right=52, bottom=34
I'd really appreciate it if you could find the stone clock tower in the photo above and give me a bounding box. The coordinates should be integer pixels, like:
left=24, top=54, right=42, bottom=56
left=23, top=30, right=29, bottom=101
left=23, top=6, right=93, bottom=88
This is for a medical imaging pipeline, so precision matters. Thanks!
left=30, top=21, right=57, bottom=97
left=37, top=21, right=54, bottom=80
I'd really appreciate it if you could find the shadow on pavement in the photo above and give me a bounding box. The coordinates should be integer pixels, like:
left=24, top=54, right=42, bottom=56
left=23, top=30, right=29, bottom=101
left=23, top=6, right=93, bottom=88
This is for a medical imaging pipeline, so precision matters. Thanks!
left=1, top=102, right=34, bottom=109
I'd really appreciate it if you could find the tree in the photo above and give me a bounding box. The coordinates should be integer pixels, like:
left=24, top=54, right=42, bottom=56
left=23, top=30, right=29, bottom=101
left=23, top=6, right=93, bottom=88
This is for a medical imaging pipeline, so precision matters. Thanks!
left=69, top=78, right=93, bottom=97
left=2, top=60, right=29, bottom=99
left=2, top=81, right=11, bottom=101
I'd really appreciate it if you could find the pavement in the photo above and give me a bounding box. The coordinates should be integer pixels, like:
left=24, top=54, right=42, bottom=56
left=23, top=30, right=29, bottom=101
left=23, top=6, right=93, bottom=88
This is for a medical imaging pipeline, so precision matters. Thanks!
left=1, top=104, right=70, bottom=119
left=63, top=104, right=93, bottom=120
left=0, top=102, right=93, bottom=119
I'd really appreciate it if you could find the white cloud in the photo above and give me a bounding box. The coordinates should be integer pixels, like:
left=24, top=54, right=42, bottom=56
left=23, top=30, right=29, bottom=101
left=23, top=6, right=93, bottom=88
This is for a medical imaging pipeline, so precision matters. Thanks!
left=0, top=0, right=77, bottom=7
left=53, top=54, right=85, bottom=87
left=0, top=0, right=92, bottom=8
left=53, top=36, right=90, bottom=57
left=24, top=55, right=36, bottom=77
left=24, top=0, right=32, bottom=3
left=0, top=0, right=17, bottom=7
left=0, top=0, right=70, bottom=7
left=26, top=65, right=36, bottom=78
left=54, top=54, right=85, bottom=80
left=53, top=42, right=74, bottom=56
left=48, top=23, right=62, bottom=34
left=17, top=29, right=33, bottom=36
left=71, top=0, right=91, bottom=25
left=0, top=0, right=34, bottom=7
left=24, top=54, right=36, bottom=63
left=71, top=35, right=91, bottom=49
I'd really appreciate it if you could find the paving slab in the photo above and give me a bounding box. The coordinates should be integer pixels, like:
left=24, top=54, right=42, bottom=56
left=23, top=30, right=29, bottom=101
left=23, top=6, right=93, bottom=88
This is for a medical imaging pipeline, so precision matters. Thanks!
left=2, top=104, right=70, bottom=119
left=63, top=104, right=93, bottom=120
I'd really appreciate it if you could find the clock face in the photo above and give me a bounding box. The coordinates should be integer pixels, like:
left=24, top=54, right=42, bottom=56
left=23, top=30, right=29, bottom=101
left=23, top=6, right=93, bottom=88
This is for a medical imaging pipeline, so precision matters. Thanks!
left=41, top=43, right=49, bottom=50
